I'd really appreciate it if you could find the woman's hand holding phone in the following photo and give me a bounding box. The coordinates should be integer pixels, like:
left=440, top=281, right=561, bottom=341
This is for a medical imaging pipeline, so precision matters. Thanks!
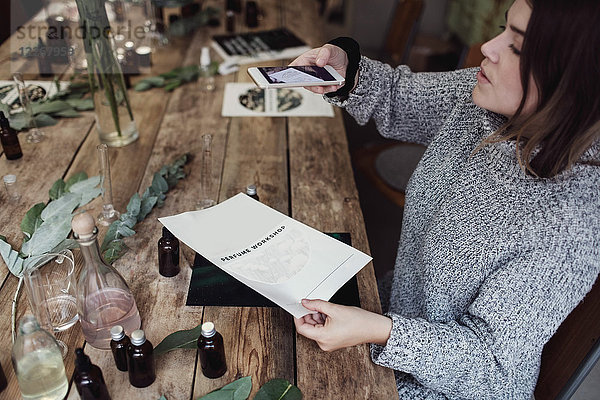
left=289, top=44, right=349, bottom=94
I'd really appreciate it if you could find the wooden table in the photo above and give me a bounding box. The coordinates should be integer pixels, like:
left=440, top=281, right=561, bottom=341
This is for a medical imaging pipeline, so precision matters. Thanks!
left=0, top=1, right=398, bottom=398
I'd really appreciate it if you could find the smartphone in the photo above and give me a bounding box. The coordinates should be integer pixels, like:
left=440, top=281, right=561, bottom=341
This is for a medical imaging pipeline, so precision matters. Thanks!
left=247, top=65, right=345, bottom=89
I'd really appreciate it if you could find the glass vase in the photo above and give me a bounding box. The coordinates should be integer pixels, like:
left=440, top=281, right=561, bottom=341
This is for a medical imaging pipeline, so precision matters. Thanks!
left=75, top=0, right=139, bottom=147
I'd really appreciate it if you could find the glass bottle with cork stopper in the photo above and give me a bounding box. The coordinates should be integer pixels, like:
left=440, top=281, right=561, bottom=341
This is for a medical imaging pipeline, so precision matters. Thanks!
left=110, top=325, right=130, bottom=371
left=73, top=348, right=112, bottom=400
left=197, top=321, right=227, bottom=378
left=127, top=329, right=156, bottom=388
left=158, top=227, right=180, bottom=277
left=72, top=212, right=141, bottom=350
left=0, top=111, right=22, bottom=160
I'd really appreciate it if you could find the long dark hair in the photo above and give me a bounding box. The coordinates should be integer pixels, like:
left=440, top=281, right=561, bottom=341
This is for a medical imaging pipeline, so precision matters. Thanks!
left=489, top=0, right=600, bottom=178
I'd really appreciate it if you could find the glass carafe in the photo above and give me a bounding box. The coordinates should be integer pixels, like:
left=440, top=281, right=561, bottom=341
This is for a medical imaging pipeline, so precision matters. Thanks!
left=72, top=212, right=141, bottom=349
left=11, top=315, right=68, bottom=400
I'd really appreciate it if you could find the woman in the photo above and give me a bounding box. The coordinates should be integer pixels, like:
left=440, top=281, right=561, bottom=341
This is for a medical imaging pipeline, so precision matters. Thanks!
left=291, top=0, right=600, bottom=398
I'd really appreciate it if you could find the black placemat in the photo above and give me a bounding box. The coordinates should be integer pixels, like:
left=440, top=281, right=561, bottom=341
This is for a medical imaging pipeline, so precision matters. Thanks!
left=186, top=232, right=360, bottom=308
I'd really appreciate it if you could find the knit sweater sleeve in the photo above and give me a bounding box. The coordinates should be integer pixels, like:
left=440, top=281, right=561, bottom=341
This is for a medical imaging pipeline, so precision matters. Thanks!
left=371, top=236, right=599, bottom=399
left=326, top=57, right=478, bottom=146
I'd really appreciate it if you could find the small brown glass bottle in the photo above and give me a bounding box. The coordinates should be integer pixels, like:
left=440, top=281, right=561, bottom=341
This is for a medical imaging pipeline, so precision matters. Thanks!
left=158, top=227, right=180, bottom=277
left=0, top=111, right=22, bottom=160
left=197, top=322, right=227, bottom=378
left=0, top=360, right=7, bottom=393
left=127, top=329, right=156, bottom=388
left=74, top=348, right=112, bottom=400
left=245, top=184, right=259, bottom=201
left=110, top=325, right=130, bottom=371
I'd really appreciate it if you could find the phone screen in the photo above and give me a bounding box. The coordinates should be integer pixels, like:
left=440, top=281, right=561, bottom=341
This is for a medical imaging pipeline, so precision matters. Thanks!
left=258, top=66, right=337, bottom=84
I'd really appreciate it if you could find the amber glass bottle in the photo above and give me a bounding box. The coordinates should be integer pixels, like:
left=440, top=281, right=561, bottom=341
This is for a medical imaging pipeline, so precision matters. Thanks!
left=0, top=361, right=7, bottom=392
left=110, top=325, right=130, bottom=371
left=197, top=322, right=227, bottom=378
left=74, top=348, right=111, bottom=400
left=158, top=227, right=180, bottom=277
left=127, top=329, right=156, bottom=388
left=0, top=111, right=22, bottom=160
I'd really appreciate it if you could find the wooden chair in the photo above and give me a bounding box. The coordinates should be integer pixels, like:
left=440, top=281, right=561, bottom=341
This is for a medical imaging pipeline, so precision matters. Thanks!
left=535, top=276, right=600, bottom=399
left=382, top=0, right=424, bottom=66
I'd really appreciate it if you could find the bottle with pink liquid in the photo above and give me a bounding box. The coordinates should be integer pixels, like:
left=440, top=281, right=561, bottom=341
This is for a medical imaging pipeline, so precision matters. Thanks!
left=72, top=212, right=141, bottom=349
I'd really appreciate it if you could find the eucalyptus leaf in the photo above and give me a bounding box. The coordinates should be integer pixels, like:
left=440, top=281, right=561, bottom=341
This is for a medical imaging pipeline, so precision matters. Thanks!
left=154, top=323, right=203, bottom=356
left=164, top=79, right=182, bottom=92
left=134, top=81, right=153, bottom=91
left=152, top=173, right=169, bottom=194
left=21, top=203, right=46, bottom=240
left=54, top=109, right=81, bottom=118
left=65, top=98, right=94, bottom=110
left=0, top=238, right=25, bottom=277
left=68, top=175, right=100, bottom=194
left=101, top=222, right=120, bottom=252
left=254, top=379, right=302, bottom=400
left=116, top=224, right=136, bottom=237
left=65, top=171, right=88, bottom=191
left=34, top=113, right=59, bottom=127
left=158, top=396, right=168, bottom=400
left=21, top=213, right=73, bottom=257
left=40, top=192, right=80, bottom=221
left=49, top=179, right=66, bottom=200
left=102, top=240, right=129, bottom=264
left=68, top=175, right=102, bottom=206
left=9, top=112, right=30, bottom=131
left=126, top=193, right=141, bottom=216
left=32, top=100, right=72, bottom=115
left=138, top=194, right=158, bottom=222
left=196, top=376, right=252, bottom=400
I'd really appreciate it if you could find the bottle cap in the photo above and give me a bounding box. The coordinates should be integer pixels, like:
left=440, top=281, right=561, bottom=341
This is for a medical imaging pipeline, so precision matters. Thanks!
left=71, top=212, right=96, bottom=240
left=246, top=184, right=257, bottom=196
left=110, top=325, right=126, bottom=341
left=131, top=329, right=147, bottom=346
left=200, top=47, right=211, bottom=67
left=75, top=348, right=91, bottom=372
left=3, top=174, right=16, bottom=184
left=124, top=41, right=135, bottom=50
left=162, top=226, right=175, bottom=239
left=201, top=322, right=216, bottom=337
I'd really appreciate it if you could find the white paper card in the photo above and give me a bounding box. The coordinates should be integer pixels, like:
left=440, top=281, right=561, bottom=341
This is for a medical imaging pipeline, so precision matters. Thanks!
left=159, top=193, right=372, bottom=318
left=221, top=83, right=334, bottom=117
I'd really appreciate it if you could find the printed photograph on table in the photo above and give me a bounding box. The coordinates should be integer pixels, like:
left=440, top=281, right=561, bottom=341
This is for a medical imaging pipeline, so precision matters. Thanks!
left=221, top=83, right=334, bottom=117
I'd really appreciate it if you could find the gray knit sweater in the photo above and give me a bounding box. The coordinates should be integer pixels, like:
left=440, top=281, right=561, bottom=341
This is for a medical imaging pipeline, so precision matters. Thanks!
left=327, top=57, right=600, bottom=399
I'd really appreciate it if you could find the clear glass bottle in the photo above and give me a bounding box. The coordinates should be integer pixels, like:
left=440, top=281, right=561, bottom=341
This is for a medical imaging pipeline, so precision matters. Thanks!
left=245, top=184, right=260, bottom=201
left=74, top=348, right=112, bottom=400
left=196, top=134, right=216, bottom=210
left=72, top=212, right=141, bottom=350
left=197, top=321, right=227, bottom=378
left=3, top=174, right=21, bottom=202
left=158, top=227, right=180, bottom=277
left=11, top=315, right=68, bottom=400
left=199, top=47, right=215, bottom=91
left=110, top=325, right=130, bottom=371
left=127, top=329, right=156, bottom=388
left=0, top=111, right=22, bottom=160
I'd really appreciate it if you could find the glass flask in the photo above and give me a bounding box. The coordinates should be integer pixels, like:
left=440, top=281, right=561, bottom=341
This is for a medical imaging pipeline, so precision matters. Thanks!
left=11, top=315, right=68, bottom=400
left=72, top=212, right=141, bottom=350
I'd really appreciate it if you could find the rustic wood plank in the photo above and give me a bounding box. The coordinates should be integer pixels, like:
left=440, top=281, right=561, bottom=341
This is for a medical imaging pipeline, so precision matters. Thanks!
left=64, top=20, right=233, bottom=399
left=194, top=1, right=295, bottom=398
left=283, top=2, right=398, bottom=397
left=289, top=110, right=399, bottom=399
